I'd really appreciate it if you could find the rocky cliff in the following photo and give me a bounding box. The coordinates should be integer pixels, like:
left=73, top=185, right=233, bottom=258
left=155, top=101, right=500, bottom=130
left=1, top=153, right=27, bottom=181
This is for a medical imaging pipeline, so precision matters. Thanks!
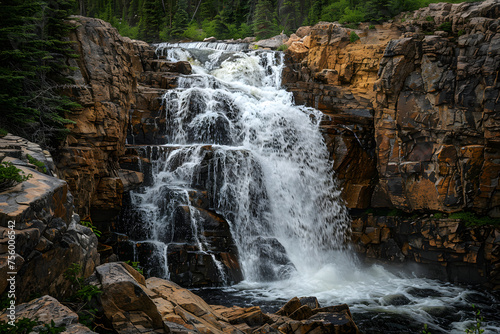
left=57, top=16, right=149, bottom=223
left=284, top=0, right=500, bottom=217
left=0, top=135, right=99, bottom=302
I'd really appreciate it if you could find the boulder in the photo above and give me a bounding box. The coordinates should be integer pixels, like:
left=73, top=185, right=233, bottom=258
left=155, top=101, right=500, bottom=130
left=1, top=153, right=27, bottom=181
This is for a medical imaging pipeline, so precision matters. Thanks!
left=0, top=295, right=96, bottom=333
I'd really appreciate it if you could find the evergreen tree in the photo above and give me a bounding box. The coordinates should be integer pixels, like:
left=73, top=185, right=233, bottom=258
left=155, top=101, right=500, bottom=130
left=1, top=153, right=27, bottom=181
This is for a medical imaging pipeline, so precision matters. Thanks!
left=253, top=0, right=277, bottom=39
left=170, top=0, right=189, bottom=37
left=278, top=0, right=300, bottom=33
left=0, top=0, right=78, bottom=147
left=139, top=0, right=164, bottom=41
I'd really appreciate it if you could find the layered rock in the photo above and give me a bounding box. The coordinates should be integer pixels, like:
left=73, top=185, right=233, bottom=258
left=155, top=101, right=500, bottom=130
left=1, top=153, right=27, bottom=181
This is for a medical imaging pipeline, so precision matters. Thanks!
left=373, top=0, right=500, bottom=214
left=90, top=262, right=360, bottom=334
left=283, top=22, right=402, bottom=209
left=0, top=135, right=98, bottom=302
left=284, top=0, right=500, bottom=216
left=57, top=16, right=149, bottom=223
left=57, top=16, right=193, bottom=231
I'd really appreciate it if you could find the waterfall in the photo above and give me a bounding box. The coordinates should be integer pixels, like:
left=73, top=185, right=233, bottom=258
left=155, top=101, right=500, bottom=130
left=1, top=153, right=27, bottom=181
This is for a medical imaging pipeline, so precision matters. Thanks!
left=125, top=43, right=350, bottom=284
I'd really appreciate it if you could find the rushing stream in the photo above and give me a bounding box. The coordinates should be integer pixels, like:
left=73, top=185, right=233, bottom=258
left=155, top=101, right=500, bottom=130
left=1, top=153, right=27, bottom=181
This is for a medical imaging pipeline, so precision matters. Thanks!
left=122, top=42, right=500, bottom=333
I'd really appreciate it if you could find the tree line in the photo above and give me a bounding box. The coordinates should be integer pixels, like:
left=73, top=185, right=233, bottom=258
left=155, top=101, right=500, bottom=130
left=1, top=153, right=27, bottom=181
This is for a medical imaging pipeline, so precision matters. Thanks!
left=77, top=0, right=472, bottom=42
left=0, top=0, right=475, bottom=148
left=0, top=0, right=79, bottom=148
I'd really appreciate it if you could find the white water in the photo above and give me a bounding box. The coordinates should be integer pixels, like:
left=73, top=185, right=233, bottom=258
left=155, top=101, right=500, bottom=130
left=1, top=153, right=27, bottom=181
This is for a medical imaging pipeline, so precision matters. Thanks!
left=127, top=44, right=500, bottom=333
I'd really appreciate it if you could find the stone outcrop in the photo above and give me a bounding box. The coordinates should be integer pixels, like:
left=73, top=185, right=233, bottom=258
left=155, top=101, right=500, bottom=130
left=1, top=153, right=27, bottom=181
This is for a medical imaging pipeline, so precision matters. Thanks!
left=90, top=262, right=360, bottom=334
left=352, top=213, right=500, bottom=289
left=0, top=295, right=96, bottom=333
left=373, top=0, right=500, bottom=214
left=0, top=135, right=99, bottom=302
left=283, top=0, right=500, bottom=216
left=57, top=16, right=148, bottom=223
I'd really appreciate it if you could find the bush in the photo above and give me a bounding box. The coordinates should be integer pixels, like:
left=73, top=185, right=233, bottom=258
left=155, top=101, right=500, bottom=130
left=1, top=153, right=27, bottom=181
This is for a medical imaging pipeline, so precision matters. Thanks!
left=369, top=24, right=376, bottom=29
left=27, top=154, right=47, bottom=174
left=448, top=211, right=499, bottom=227
left=438, top=21, right=452, bottom=33
left=277, top=44, right=288, bottom=51
left=0, top=162, right=32, bottom=190
left=349, top=31, right=360, bottom=43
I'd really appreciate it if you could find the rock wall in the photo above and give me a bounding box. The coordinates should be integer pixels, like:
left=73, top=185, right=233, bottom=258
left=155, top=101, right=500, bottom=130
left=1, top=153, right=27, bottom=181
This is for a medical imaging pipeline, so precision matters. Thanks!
left=57, top=16, right=149, bottom=222
left=352, top=213, right=500, bottom=289
left=0, top=134, right=99, bottom=302
left=283, top=0, right=500, bottom=216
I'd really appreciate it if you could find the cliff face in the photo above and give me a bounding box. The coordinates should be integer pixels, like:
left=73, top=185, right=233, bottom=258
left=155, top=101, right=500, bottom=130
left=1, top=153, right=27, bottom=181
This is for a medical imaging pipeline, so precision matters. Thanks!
left=284, top=0, right=500, bottom=216
left=57, top=16, right=149, bottom=222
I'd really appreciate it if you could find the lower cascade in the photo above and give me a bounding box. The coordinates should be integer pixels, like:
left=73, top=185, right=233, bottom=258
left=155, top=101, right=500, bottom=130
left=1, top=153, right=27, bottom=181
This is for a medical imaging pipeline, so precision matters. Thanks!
left=118, top=43, right=500, bottom=333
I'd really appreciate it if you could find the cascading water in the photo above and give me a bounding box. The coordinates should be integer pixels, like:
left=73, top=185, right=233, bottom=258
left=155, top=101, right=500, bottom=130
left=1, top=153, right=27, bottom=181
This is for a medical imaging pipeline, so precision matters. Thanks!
left=121, top=43, right=500, bottom=333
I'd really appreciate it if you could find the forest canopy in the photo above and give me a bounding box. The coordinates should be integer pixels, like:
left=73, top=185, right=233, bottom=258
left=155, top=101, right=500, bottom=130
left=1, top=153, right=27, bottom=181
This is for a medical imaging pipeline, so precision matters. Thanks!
left=78, top=0, right=478, bottom=42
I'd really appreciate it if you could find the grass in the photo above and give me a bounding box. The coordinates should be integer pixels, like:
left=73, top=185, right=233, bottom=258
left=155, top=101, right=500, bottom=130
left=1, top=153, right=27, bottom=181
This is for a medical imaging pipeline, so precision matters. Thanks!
left=448, top=212, right=499, bottom=227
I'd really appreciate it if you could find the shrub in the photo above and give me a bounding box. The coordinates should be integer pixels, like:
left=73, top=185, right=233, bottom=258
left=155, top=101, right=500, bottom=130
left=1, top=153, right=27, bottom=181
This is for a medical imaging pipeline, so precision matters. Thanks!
left=277, top=44, right=288, bottom=51
left=426, top=16, right=434, bottom=22
left=369, top=24, right=376, bottom=29
left=349, top=31, right=360, bottom=43
left=438, top=21, right=452, bottom=33
left=27, top=154, right=47, bottom=174
left=448, top=212, right=499, bottom=227
left=80, top=219, right=102, bottom=238
left=0, top=129, right=7, bottom=137
left=0, top=162, right=32, bottom=190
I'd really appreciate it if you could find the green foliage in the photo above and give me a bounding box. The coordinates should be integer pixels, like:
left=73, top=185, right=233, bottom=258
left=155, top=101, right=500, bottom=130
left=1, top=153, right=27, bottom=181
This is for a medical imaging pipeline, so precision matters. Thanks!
left=80, top=220, right=102, bottom=237
left=349, top=31, right=360, bottom=43
left=277, top=44, right=288, bottom=51
left=340, top=7, right=366, bottom=24
left=439, top=21, right=452, bottom=32
left=425, top=15, right=434, bottom=22
left=458, top=29, right=465, bottom=37
left=64, top=262, right=102, bottom=329
left=27, top=154, right=48, bottom=173
left=465, top=304, right=485, bottom=334
left=0, top=129, right=7, bottom=137
left=183, top=22, right=206, bottom=41
left=0, top=318, right=65, bottom=334
left=369, top=24, right=376, bottom=29
left=0, top=162, right=32, bottom=190
left=0, top=0, right=78, bottom=149
left=125, top=260, right=144, bottom=275
left=422, top=323, right=432, bottom=334
left=448, top=212, right=499, bottom=227
left=63, top=262, right=82, bottom=284
left=433, top=212, right=444, bottom=219
left=253, top=0, right=279, bottom=40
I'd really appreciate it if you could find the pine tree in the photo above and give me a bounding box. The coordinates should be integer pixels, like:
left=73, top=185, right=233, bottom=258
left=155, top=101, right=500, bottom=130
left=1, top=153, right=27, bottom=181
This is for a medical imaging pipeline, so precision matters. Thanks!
left=0, top=0, right=78, bottom=147
left=170, top=0, right=189, bottom=37
left=253, top=0, right=277, bottom=39
left=139, top=0, right=164, bottom=41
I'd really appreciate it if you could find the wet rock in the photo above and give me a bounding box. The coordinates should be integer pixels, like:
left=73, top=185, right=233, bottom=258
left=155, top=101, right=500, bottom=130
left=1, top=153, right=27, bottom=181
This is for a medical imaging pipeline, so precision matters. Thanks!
left=381, top=294, right=411, bottom=306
